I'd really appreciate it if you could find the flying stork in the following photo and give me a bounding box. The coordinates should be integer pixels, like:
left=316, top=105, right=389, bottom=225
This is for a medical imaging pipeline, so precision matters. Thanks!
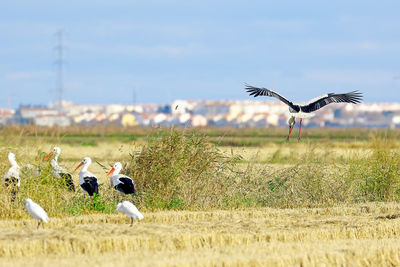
left=245, top=84, right=363, bottom=140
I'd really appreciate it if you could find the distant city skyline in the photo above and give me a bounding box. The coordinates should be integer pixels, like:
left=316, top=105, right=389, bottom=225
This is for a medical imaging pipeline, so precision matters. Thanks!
left=1, top=1, right=399, bottom=108
left=3, top=100, right=400, bottom=129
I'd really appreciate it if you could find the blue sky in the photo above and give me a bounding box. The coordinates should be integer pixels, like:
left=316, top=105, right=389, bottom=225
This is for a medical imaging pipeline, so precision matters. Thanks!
left=1, top=1, right=399, bottom=108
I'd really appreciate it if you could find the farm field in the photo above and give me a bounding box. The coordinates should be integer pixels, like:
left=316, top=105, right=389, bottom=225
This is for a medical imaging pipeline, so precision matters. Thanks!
left=1, top=126, right=400, bottom=266
left=1, top=204, right=400, bottom=266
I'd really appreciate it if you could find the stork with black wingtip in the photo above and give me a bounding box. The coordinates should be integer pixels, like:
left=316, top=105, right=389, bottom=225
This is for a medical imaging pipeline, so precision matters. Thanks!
left=3, top=152, right=21, bottom=201
left=74, top=157, right=99, bottom=197
left=245, top=84, right=363, bottom=141
left=107, top=162, right=135, bottom=195
left=44, top=147, right=75, bottom=191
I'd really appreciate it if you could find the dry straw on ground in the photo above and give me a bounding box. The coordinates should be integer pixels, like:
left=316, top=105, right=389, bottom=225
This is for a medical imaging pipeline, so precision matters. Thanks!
left=0, top=204, right=400, bottom=266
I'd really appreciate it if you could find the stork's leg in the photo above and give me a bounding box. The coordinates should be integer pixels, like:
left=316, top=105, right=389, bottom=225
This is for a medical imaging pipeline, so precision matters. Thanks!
left=130, top=217, right=133, bottom=227
left=298, top=119, right=303, bottom=141
left=37, top=221, right=41, bottom=229
left=10, top=188, right=17, bottom=202
left=286, top=123, right=294, bottom=141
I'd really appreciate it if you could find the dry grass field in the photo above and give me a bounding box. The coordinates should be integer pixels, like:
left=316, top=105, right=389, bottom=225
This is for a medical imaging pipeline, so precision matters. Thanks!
left=1, top=126, right=400, bottom=266
left=1, top=204, right=400, bottom=266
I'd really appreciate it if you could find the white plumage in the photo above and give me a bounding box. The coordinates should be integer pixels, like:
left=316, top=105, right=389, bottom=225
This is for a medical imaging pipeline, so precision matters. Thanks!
left=25, top=198, right=49, bottom=229
left=45, top=147, right=65, bottom=177
left=3, top=153, right=21, bottom=201
left=116, top=201, right=144, bottom=226
left=108, top=162, right=135, bottom=195
left=45, top=147, right=75, bottom=191
left=3, top=152, right=21, bottom=188
left=74, top=157, right=98, bottom=196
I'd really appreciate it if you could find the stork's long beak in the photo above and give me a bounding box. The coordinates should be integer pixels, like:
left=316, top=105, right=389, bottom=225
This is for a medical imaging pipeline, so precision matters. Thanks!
left=74, top=162, right=84, bottom=173
left=107, top=168, right=115, bottom=177
left=44, top=152, right=53, bottom=161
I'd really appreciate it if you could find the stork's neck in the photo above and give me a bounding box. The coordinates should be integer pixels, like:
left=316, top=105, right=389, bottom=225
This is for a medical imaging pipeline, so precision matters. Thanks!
left=54, top=153, right=59, bottom=162
left=9, top=158, right=19, bottom=168
left=51, top=158, right=60, bottom=169
left=113, top=167, right=121, bottom=175
left=81, top=162, right=91, bottom=172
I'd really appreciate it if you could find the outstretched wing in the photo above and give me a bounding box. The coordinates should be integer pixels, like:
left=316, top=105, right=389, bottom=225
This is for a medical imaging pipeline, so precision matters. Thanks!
left=245, top=84, right=296, bottom=109
left=301, top=91, right=363, bottom=113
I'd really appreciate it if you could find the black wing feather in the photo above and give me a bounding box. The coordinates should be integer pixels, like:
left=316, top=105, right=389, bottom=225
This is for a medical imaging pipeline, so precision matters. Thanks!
left=301, top=91, right=363, bottom=113
left=115, top=177, right=135, bottom=194
left=59, top=173, right=75, bottom=192
left=81, top=177, right=98, bottom=196
left=245, top=84, right=297, bottom=109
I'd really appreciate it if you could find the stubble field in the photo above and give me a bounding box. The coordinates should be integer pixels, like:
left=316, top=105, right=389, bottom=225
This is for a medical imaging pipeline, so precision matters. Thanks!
left=1, top=126, right=400, bottom=266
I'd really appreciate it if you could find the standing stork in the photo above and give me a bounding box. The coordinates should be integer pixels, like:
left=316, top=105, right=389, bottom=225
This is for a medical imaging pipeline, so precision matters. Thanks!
left=44, top=147, right=75, bottom=191
left=245, top=84, right=363, bottom=140
left=74, top=157, right=99, bottom=196
left=3, top=152, right=21, bottom=200
left=107, top=162, right=135, bottom=195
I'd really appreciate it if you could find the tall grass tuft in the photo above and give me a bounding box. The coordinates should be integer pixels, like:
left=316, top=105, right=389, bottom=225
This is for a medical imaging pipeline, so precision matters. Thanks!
left=125, top=129, right=238, bottom=209
left=124, top=130, right=400, bottom=210
left=348, top=134, right=400, bottom=201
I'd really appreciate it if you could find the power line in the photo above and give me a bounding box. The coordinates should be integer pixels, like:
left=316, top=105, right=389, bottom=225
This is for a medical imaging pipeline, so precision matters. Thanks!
left=54, top=29, right=64, bottom=107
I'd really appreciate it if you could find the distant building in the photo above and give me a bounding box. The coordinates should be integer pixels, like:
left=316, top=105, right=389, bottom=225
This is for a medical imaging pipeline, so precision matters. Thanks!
left=191, top=115, right=207, bottom=127
left=121, top=113, right=138, bottom=127
left=193, top=101, right=230, bottom=116
left=34, top=114, right=71, bottom=127
left=0, top=109, right=15, bottom=125
left=15, top=106, right=59, bottom=124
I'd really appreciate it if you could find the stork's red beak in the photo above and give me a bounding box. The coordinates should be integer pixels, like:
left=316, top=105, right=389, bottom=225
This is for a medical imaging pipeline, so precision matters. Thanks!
left=44, top=152, right=53, bottom=161
left=74, top=162, right=84, bottom=173
left=107, top=168, right=115, bottom=176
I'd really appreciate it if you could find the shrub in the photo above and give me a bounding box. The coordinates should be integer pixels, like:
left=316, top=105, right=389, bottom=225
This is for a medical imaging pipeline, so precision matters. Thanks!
left=125, top=129, right=238, bottom=209
left=348, top=134, right=400, bottom=201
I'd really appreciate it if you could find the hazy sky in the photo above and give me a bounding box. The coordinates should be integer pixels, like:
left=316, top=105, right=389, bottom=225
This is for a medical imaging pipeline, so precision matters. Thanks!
left=1, top=1, right=399, bottom=108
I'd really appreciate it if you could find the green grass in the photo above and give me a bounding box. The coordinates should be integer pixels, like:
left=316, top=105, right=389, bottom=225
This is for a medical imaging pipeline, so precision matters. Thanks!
left=1, top=126, right=400, bottom=219
left=3, top=125, right=400, bottom=147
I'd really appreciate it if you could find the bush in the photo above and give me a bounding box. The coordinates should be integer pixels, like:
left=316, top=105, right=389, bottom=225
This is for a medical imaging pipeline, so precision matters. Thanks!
left=124, top=130, right=400, bottom=210
left=348, top=135, right=400, bottom=201
left=125, top=129, right=239, bottom=209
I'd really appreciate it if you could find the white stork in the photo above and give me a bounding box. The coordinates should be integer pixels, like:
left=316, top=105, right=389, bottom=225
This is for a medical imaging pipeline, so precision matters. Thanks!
left=25, top=198, right=49, bottom=229
left=74, top=157, right=99, bottom=196
left=245, top=84, right=363, bottom=140
left=107, top=162, right=135, bottom=195
left=44, top=147, right=75, bottom=191
left=116, top=201, right=144, bottom=226
left=3, top=152, right=21, bottom=200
